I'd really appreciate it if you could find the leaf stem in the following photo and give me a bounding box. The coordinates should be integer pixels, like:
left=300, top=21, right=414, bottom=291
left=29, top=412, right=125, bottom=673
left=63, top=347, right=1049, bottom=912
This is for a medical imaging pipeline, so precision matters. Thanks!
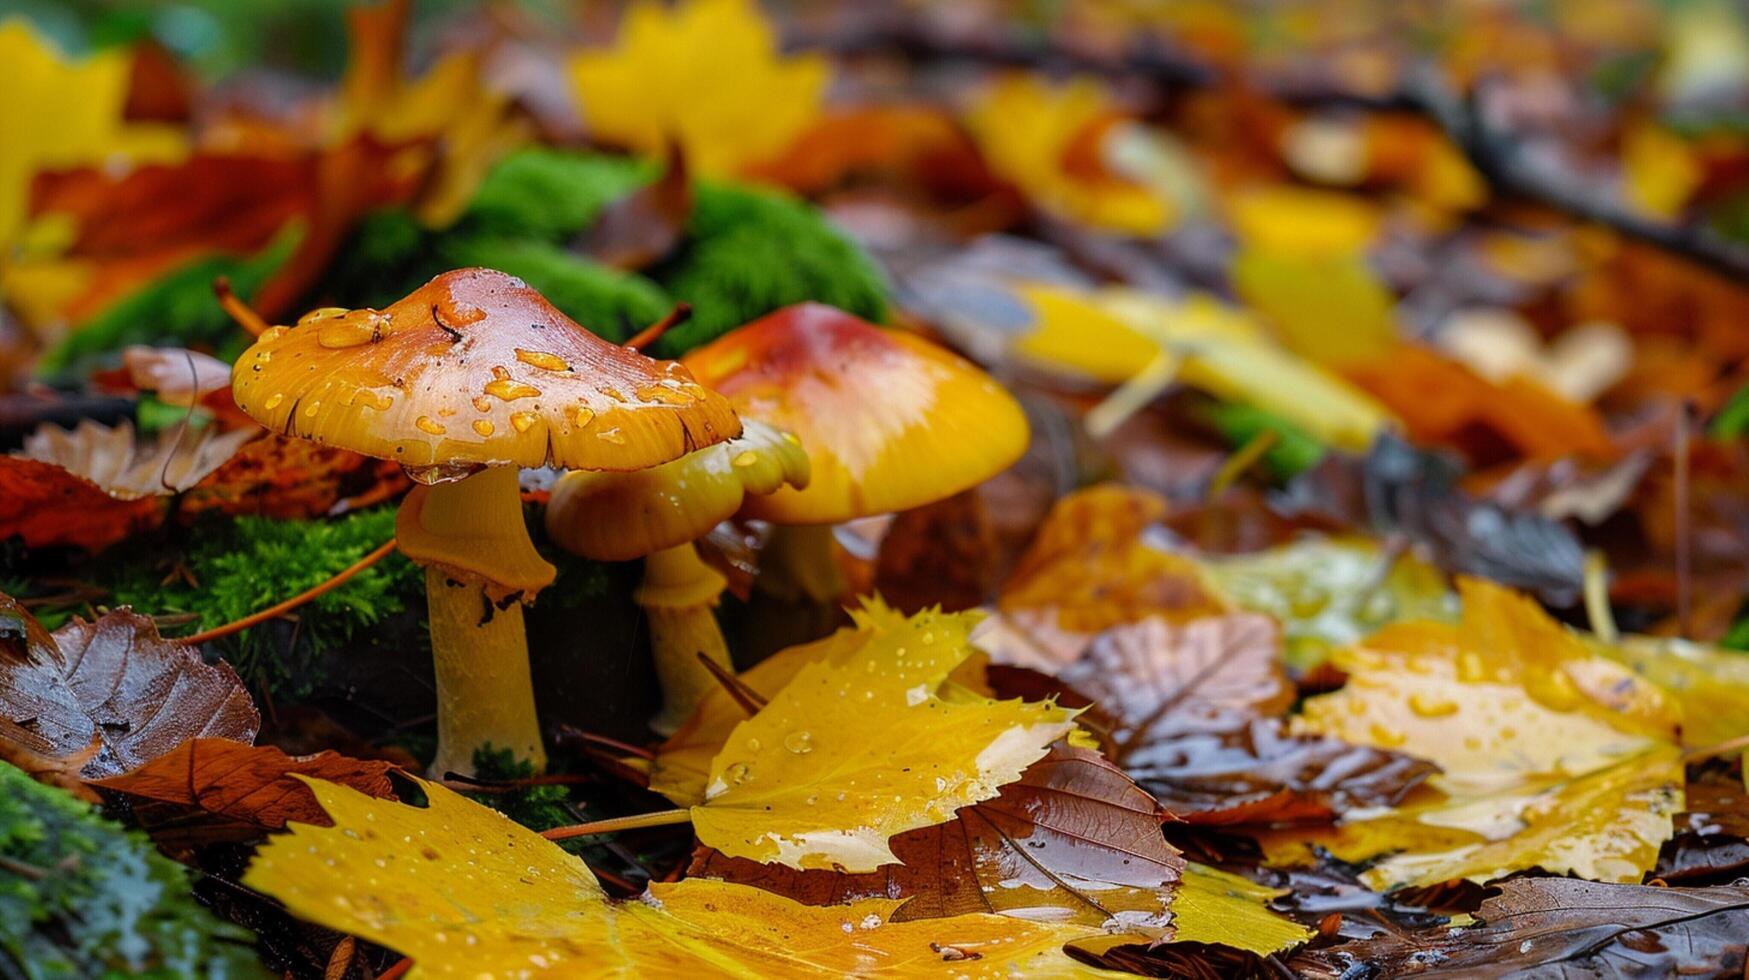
left=212, top=276, right=270, bottom=338
left=540, top=808, right=692, bottom=841
left=181, top=538, right=398, bottom=646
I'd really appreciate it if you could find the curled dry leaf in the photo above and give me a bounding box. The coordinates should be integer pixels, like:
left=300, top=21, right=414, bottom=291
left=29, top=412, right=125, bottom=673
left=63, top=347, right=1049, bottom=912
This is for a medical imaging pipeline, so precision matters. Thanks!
left=21, top=418, right=258, bottom=499
left=1653, top=761, right=1749, bottom=885
left=121, top=346, right=235, bottom=407
left=180, top=432, right=410, bottom=519
left=245, top=775, right=1123, bottom=978
left=691, top=744, right=1187, bottom=939
left=1062, top=614, right=1437, bottom=824
left=577, top=140, right=693, bottom=271
left=91, top=738, right=398, bottom=847
left=692, top=600, right=1077, bottom=872
left=0, top=594, right=258, bottom=779
left=1291, top=878, right=1749, bottom=979
left=0, top=456, right=162, bottom=551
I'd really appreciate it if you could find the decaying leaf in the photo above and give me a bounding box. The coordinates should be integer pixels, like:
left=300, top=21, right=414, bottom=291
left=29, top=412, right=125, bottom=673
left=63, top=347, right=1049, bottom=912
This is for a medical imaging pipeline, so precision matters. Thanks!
left=992, top=485, right=1231, bottom=669
left=0, top=595, right=258, bottom=779
left=1061, top=615, right=1437, bottom=823
left=91, top=738, right=397, bottom=845
left=691, top=744, right=1186, bottom=938
left=692, top=600, right=1077, bottom=871
left=1292, top=878, right=1749, bottom=978
left=0, top=455, right=162, bottom=551
left=245, top=775, right=1123, bottom=977
left=1258, top=578, right=1684, bottom=890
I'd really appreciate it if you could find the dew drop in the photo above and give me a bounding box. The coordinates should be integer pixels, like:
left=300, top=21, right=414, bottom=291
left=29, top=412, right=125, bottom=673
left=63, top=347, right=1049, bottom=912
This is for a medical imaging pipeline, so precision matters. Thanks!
left=472, top=396, right=492, bottom=413
left=515, top=349, right=570, bottom=371
left=473, top=419, right=495, bottom=437
left=510, top=411, right=538, bottom=433
left=416, top=416, right=447, bottom=436
left=317, top=318, right=377, bottom=348
left=746, top=738, right=762, bottom=751
left=597, top=427, right=626, bottom=445
left=725, top=762, right=753, bottom=785
left=264, top=393, right=284, bottom=410
left=303, top=401, right=321, bottom=417
left=783, top=730, right=814, bottom=755
left=573, top=406, right=596, bottom=428
left=732, top=450, right=759, bottom=468
left=1368, top=722, right=1406, bottom=747
left=1408, top=692, right=1458, bottom=718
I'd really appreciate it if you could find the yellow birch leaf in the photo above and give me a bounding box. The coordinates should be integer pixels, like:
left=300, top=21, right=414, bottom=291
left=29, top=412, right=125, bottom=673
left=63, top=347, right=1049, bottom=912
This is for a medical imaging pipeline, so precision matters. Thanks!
left=1168, top=863, right=1313, bottom=954
left=0, top=19, right=186, bottom=250
left=692, top=600, right=1078, bottom=871
left=569, top=0, right=828, bottom=177
left=245, top=776, right=1123, bottom=977
left=1591, top=634, right=1749, bottom=751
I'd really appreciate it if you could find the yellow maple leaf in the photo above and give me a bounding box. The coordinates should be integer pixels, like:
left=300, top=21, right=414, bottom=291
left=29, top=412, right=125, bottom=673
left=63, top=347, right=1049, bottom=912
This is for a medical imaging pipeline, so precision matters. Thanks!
left=693, top=599, right=1077, bottom=871
left=246, top=775, right=1124, bottom=978
left=569, top=0, right=828, bottom=178
left=965, top=74, right=1177, bottom=236
left=1260, top=578, right=1684, bottom=890
left=0, top=19, right=185, bottom=253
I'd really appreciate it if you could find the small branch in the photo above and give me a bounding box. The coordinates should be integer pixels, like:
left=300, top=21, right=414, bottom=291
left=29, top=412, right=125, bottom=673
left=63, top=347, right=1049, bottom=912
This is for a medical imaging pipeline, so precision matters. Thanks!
left=540, top=808, right=691, bottom=841
left=213, top=277, right=270, bottom=338
left=181, top=539, right=397, bottom=646
left=624, top=303, right=692, bottom=352
left=377, top=958, right=412, bottom=980
left=696, top=652, right=767, bottom=716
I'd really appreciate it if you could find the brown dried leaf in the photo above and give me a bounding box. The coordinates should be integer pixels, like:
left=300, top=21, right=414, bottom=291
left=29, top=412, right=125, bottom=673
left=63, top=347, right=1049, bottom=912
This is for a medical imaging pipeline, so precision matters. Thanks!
left=577, top=141, right=692, bottom=271
left=689, top=743, right=1186, bottom=938
left=1292, top=878, right=1749, bottom=979
left=1063, top=615, right=1437, bottom=824
left=92, top=738, right=397, bottom=846
left=0, top=595, right=258, bottom=778
left=21, top=418, right=258, bottom=499
left=0, top=455, right=164, bottom=551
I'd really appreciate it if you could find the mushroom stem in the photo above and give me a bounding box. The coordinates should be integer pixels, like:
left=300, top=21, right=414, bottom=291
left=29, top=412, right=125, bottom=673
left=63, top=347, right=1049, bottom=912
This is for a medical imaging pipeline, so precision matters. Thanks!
left=636, top=542, right=732, bottom=735
left=755, top=524, right=846, bottom=605
left=407, top=465, right=550, bottom=777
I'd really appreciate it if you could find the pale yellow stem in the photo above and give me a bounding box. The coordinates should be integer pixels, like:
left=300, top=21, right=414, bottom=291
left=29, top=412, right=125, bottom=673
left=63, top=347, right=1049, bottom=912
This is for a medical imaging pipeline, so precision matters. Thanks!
left=637, top=543, right=731, bottom=736
left=425, top=570, right=547, bottom=776
left=756, top=524, right=846, bottom=605
left=406, top=466, right=549, bottom=777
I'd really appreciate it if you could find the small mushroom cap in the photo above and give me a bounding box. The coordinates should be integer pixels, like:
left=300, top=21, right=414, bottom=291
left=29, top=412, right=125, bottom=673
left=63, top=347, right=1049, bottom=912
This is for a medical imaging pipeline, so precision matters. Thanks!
left=682, top=303, right=1030, bottom=525
left=545, top=419, right=810, bottom=562
left=230, top=268, right=740, bottom=475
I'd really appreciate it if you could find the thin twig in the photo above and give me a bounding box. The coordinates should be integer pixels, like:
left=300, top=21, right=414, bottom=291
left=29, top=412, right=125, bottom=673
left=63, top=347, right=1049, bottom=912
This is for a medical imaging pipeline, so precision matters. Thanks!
left=212, top=277, right=270, bottom=338
left=181, top=539, right=397, bottom=646
left=540, top=808, right=692, bottom=841
left=624, top=303, right=692, bottom=351
left=696, top=652, right=767, bottom=715
left=1674, top=400, right=1693, bottom=639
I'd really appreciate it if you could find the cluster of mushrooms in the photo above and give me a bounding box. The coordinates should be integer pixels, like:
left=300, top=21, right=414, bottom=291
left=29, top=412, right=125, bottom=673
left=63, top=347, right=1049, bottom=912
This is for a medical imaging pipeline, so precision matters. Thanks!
left=228, top=269, right=1028, bottom=775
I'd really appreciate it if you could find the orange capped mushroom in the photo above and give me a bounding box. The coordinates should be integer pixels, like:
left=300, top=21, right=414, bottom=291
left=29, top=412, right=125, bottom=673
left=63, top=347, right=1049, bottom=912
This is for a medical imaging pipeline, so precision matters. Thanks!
left=229, top=268, right=739, bottom=775
left=682, top=303, right=1028, bottom=606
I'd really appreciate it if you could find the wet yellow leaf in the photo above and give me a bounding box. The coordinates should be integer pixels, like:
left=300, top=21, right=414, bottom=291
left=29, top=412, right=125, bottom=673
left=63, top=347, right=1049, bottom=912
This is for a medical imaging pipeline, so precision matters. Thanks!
left=965, top=74, right=1174, bottom=235
left=1227, top=186, right=1380, bottom=257
left=694, top=600, right=1078, bottom=871
left=1271, top=578, right=1684, bottom=889
left=569, top=0, right=828, bottom=177
left=1623, top=124, right=1700, bottom=220
left=246, top=776, right=1123, bottom=977
left=1169, top=863, right=1313, bottom=954
left=0, top=20, right=185, bottom=250
left=1592, top=635, right=1749, bottom=750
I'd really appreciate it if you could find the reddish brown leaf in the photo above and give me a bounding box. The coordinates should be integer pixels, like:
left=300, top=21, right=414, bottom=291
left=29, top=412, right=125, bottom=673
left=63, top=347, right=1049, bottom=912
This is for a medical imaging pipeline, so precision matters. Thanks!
left=92, top=738, right=397, bottom=846
left=1654, top=761, right=1749, bottom=885
left=0, top=456, right=163, bottom=551
left=181, top=431, right=409, bottom=519
left=0, top=735, right=101, bottom=802
left=1061, top=615, right=1437, bottom=824
left=873, top=488, right=999, bottom=613
left=0, top=595, right=258, bottom=778
left=577, top=141, right=693, bottom=271
left=690, top=743, right=1186, bottom=937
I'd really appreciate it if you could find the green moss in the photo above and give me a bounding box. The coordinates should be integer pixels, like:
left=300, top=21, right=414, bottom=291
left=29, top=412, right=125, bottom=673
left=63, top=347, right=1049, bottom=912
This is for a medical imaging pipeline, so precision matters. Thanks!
left=434, top=237, right=671, bottom=343
left=0, top=762, right=267, bottom=978
left=466, top=747, right=574, bottom=832
left=103, top=508, right=422, bottom=696
left=323, top=208, right=436, bottom=309
left=37, top=235, right=296, bottom=380
left=461, top=150, right=650, bottom=241
left=649, top=181, right=889, bottom=354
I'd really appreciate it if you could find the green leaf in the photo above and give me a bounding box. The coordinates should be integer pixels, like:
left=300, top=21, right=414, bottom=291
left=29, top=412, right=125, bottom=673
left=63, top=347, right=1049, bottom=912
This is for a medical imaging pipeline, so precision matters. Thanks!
left=0, top=761, right=267, bottom=978
left=1196, top=401, right=1327, bottom=480
left=1712, top=381, right=1749, bottom=439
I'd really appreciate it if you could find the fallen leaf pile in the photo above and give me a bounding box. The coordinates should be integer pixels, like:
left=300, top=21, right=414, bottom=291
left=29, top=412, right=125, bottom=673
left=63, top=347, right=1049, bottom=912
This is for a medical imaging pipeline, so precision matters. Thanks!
left=5, top=0, right=1749, bottom=976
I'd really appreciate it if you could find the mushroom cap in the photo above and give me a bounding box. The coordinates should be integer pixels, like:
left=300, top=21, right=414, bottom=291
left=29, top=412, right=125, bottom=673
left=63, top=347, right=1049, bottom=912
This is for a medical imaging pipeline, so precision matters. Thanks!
left=230, top=268, right=741, bottom=475
left=545, top=419, right=810, bottom=562
left=681, top=303, right=1029, bottom=525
